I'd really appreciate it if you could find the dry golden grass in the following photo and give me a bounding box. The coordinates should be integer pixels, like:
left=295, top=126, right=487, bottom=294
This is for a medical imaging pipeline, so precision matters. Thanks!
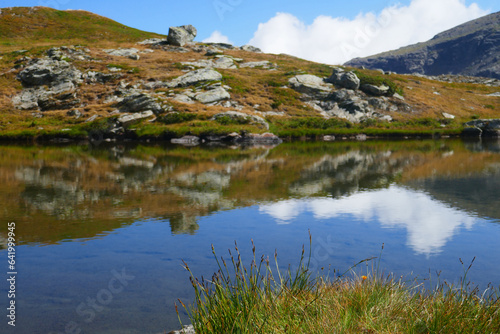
left=0, top=7, right=499, bottom=138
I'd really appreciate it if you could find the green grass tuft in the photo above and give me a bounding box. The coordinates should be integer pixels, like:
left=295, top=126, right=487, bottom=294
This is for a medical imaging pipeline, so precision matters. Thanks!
left=178, top=238, right=500, bottom=334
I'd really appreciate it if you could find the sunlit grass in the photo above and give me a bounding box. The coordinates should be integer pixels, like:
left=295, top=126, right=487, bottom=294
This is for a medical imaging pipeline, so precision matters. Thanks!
left=178, top=238, right=500, bottom=333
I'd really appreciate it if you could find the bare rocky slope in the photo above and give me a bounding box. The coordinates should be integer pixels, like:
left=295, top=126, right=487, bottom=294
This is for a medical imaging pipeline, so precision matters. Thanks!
left=346, top=11, right=500, bottom=79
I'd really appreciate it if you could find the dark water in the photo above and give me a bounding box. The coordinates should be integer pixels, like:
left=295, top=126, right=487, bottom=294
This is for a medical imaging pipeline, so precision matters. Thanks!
left=1, top=139, right=500, bottom=334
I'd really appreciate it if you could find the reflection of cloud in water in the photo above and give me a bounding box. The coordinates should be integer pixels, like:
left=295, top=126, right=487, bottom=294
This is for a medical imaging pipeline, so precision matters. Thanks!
left=259, top=186, right=477, bottom=255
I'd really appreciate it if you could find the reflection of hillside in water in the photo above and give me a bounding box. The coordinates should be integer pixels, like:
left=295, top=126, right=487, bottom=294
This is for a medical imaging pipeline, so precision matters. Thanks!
left=1, top=140, right=499, bottom=244
left=406, top=170, right=500, bottom=221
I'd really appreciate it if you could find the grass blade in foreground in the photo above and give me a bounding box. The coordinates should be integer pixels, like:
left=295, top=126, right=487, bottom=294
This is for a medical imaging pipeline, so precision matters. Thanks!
left=177, top=240, right=500, bottom=333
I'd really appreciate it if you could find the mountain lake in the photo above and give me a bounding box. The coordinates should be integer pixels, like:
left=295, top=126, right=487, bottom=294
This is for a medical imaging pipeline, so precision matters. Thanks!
left=0, top=138, right=499, bottom=334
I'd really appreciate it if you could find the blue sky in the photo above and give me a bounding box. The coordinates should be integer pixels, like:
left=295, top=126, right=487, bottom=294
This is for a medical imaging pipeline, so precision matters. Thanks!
left=2, top=0, right=499, bottom=64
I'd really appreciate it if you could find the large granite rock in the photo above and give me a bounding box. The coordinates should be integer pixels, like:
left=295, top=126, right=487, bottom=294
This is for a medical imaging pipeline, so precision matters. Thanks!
left=167, top=25, right=197, bottom=46
left=116, top=93, right=163, bottom=114
left=195, top=87, right=230, bottom=104
left=326, top=68, right=360, bottom=90
left=17, top=58, right=82, bottom=87
left=13, top=58, right=82, bottom=110
left=166, top=68, right=222, bottom=88
left=117, top=110, right=155, bottom=125
left=241, top=45, right=262, bottom=53
left=360, top=84, right=390, bottom=96
left=288, top=74, right=333, bottom=96
left=13, top=82, right=79, bottom=111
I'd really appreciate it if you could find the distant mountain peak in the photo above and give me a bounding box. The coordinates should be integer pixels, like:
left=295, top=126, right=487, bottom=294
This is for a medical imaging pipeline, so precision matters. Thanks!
left=345, top=11, right=500, bottom=79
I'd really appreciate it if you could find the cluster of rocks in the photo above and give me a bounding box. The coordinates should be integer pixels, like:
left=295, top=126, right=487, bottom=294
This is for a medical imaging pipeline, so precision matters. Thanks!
left=12, top=54, right=83, bottom=111
left=288, top=68, right=409, bottom=123
left=411, top=73, right=500, bottom=87
left=463, top=119, right=500, bottom=137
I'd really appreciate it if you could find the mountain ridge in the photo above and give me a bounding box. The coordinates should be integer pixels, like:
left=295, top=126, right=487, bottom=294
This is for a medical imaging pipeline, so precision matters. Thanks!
left=345, top=11, right=500, bottom=79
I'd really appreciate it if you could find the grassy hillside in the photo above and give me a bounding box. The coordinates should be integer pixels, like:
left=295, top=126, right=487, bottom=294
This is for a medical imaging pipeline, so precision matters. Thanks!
left=0, top=7, right=498, bottom=141
left=0, top=6, right=164, bottom=47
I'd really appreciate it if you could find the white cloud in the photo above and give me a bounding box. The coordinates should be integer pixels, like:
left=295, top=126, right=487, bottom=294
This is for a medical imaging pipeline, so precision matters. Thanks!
left=248, top=0, right=489, bottom=64
left=259, top=186, right=477, bottom=256
left=202, top=30, right=234, bottom=45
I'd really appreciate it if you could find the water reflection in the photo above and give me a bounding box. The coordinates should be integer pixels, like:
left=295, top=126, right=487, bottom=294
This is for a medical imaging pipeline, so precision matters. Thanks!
left=260, top=186, right=478, bottom=255
left=0, top=139, right=499, bottom=244
left=1, top=139, right=500, bottom=333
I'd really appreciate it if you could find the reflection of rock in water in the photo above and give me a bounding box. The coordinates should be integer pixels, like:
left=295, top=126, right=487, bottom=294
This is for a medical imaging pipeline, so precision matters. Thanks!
left=0, top=235, right=7, bottom=250
left=290, top=151, right=413, bottom=198
left=169, top=213, right=199, bottom=235
left=9, top=141, right=498, bottom=242
left=463, top=138, right=500, bottom=153
left=17, top=167, right=97, bottom=220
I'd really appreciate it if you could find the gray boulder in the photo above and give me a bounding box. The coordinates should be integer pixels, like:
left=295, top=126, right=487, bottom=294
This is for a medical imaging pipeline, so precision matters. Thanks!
left=327, top=67, right=345, bottom=83
left=117, top=110, right=155, bottom=125
left=104, top=48, right=140, bottom=60
left=116, top=93, right=163, bottom=114
left=241, top=45, right=262, bottom=53
left=137, top=38, right=165, bottom=45
left=171, top=94, right=194, bottom=104
left=17, top=58, right=82, bottom=87
left=339, top=99, right=372, bottom=114
left=167, top=25, right=197, bottom=46
left=326, top=69, right=360, bottom=90
left=328, top=88, right=358, bottom=102
left=166, top=68, right=222, bottom=88
left=213, top=56, right=237, bottom=69
left=463, top=119, right=500, bottom=137
left=195, top=87, right=230, bottom=104
left=340, top=72, right=361, bottom=90
left=239, top=61, right=274, bottom=69
left=288, top=74, right=333, bottom=96
left=211, top=111, right=269, bottom=130
left=12, top=81, right=79, bottom=111
left=360, top=84, right=390, bottom=96
left=84, top=71, right=122, bottom=84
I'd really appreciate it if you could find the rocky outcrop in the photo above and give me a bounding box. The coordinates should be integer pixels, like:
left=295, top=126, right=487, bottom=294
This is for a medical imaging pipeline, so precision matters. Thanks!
left=17, top=58, right=82, bottom=87
left=166, top=68, right=222, bottom=88
left=116, top=93, right=163, bottom=114
left=13, top=82, right=79, bottom=111
left=241, top=45, right=262, bottom=53
left=104, top=48, right=140, bottom=60
left=213, top=56, right=237, bottom=69
left=167, top=25, right=197, bottom=46
left=360, top=84, right=390, bottom=96
left=345, top=11, right=500, bottom=79
left=117, top=110, right=155, bottom=125
left=288, top=74, right=333, bottom=97
left=13, top=58, right=82, bottom=110
left=239, top=61, right=275, bottom=69
left=288, top=69, right=403, bottom=123
left=463, top=119, right=500, bottom=137
left=194, top=87, right=230, bottom=104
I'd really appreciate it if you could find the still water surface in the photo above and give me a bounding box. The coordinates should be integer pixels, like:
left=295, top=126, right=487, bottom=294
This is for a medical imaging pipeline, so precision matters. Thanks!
left=1, top=139, right=499, bottom=333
